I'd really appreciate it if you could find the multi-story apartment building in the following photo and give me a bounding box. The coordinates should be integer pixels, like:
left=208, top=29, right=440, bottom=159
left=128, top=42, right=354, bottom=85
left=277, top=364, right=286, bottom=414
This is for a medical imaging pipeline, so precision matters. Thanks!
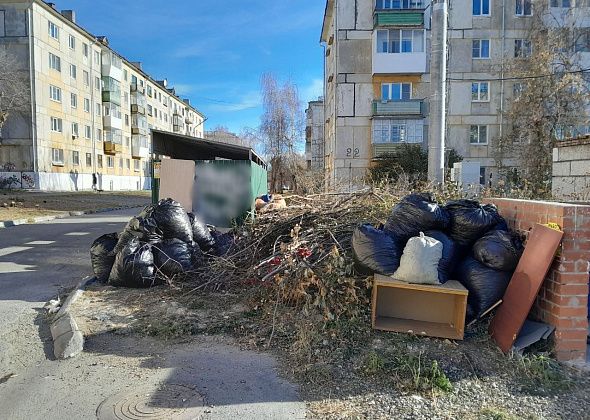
left=0, top=0, right=204, bottom=191
left=305, top=98, right=325, bottom=171
left=320, top=0, right=590, bottom=190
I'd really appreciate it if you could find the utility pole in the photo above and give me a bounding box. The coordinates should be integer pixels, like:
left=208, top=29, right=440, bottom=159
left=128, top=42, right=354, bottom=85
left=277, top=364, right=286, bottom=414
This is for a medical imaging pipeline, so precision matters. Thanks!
left=428, top=0, right=448, bottom=184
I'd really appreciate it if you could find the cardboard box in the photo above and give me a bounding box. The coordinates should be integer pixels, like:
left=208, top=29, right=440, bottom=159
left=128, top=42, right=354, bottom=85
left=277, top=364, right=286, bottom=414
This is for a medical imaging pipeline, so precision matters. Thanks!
left=372, top=274, right=468, bottom=340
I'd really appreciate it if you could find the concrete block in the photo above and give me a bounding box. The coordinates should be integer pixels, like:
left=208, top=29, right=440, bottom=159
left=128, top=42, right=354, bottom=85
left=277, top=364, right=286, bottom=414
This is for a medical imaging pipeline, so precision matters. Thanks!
left=337, top=0, right=356, bottom=29
left=553, top=148, right=559, bottom=162
left=346, top=30, right=372, bottom=40
left=354, top=83, right=374, bottom=117
left=50, top=313, right=84, bottom=359
left=570, top=161, right=590, bottom=176
left=337, top=84, right=355, bottom=117
left=346, top=74, right=372, bottom=84
left=356, top=0, right=374, bottom=30
left=559, top=144, right=590, bottom=161
left=553, top=161, right=572, bottom=177
left=338, top=39, right=371, bottom=74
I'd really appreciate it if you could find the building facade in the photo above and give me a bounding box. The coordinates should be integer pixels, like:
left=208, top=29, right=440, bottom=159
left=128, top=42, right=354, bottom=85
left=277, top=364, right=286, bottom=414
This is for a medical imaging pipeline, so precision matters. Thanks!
left=305, top=98, right=325, bottom=171
left=0, top=0, right=204, bottom=191
left=320, top=0, right=590, bottom=190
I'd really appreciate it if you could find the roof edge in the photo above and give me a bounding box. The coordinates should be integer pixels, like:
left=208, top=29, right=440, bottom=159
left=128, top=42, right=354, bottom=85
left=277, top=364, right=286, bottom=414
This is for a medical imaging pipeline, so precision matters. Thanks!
left=320, top=0, right=335, bottom=43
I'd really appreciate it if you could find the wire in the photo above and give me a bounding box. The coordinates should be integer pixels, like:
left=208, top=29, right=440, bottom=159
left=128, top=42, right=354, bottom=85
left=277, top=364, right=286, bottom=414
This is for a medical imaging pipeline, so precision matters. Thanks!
left=446, top=67, right=590, bottom=82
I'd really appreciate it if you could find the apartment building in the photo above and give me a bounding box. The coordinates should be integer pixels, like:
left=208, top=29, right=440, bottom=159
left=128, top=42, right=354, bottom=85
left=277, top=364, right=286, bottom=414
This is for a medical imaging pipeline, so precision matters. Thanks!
left=0, top=0, right=204, bottom=191
left=305, top=98, right=325, bottom=171
left=320, top=0, right=590, bottom=190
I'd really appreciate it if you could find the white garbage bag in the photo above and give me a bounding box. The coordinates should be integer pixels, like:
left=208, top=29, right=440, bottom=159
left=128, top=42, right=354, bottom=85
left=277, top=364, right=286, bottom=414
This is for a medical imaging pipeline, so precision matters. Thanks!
left=393, top=232, right=443, bottom=285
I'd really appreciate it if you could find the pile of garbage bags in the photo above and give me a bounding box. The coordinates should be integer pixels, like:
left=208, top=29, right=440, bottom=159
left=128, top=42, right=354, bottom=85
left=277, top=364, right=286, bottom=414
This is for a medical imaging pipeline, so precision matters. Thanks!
left=90, top=199, right=234, bottom=288
left=353, top=193, right=524, bottom=322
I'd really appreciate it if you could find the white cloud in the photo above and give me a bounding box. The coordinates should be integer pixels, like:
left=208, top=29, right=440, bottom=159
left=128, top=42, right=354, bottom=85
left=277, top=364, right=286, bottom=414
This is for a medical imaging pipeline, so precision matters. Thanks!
left=209, top=91, right=262, bottom=112
left=173, top=84, right=196, bottom=95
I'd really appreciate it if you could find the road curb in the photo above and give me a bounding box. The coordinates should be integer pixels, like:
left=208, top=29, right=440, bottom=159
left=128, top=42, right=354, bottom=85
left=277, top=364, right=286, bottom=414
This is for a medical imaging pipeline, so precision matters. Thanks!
left=0, top=204, right=143, bottom=228
left=49, top=276, right=96, bottom=359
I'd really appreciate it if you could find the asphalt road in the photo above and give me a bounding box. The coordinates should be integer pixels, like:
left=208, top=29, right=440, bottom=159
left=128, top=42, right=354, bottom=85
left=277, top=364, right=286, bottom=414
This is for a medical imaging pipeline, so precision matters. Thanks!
left=0, top=209, right=305, bottom=419
left=0, top=208, right=138, bottom=335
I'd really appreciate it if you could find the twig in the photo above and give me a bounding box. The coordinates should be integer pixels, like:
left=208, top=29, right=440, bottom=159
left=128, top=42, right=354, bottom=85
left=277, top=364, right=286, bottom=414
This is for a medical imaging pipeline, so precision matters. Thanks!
left=267, top=286, right=281, bottom=347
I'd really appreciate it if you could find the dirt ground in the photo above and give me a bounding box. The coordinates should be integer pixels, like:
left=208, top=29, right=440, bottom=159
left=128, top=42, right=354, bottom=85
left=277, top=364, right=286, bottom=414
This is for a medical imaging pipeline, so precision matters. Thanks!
left=70, top=283, right=590, bottom=420
left=0, top=191, right=150, bottom=222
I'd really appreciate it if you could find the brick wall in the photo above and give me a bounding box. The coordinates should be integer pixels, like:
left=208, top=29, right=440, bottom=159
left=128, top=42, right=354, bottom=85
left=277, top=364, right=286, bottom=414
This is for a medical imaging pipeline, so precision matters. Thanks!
left=486, top=198, right=590, bottom=362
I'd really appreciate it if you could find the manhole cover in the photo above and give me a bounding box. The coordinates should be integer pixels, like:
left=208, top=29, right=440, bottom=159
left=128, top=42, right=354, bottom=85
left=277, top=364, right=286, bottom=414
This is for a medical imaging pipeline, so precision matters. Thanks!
left=96, top=384, right=206, bottom=420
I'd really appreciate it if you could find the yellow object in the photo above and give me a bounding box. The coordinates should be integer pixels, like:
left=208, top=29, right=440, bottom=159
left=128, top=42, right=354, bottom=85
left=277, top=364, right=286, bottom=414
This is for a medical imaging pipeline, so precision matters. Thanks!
left=544, top=222, right=562, bottom=232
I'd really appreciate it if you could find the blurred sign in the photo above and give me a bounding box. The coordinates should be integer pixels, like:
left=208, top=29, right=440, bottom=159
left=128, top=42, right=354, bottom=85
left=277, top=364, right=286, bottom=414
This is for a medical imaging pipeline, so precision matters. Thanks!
left=153, top=161, right=162, bottom=179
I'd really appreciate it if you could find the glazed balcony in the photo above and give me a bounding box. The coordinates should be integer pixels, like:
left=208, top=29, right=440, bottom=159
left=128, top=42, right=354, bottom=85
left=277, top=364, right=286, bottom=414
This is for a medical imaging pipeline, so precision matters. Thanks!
left=104, top=129, right=123, bottom=154
left=372, top=99, right=425, bottom=117
left=374, top=0, right=426, bottom=27
left=131, top=135, right=150, bottom=158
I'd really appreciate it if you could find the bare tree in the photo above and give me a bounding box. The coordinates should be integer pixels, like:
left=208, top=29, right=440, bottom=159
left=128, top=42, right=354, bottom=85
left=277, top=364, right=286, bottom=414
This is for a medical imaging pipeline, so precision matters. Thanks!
left=0, top=47, right=29, bottom=130
left=258, top=73, right=304, bottom=192
left=494, top=4, right=590, bottom=198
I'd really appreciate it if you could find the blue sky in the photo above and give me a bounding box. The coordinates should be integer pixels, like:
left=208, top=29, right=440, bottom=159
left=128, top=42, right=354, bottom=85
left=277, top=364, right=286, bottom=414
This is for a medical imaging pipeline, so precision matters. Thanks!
left=55, top=0, right=326, bottom=134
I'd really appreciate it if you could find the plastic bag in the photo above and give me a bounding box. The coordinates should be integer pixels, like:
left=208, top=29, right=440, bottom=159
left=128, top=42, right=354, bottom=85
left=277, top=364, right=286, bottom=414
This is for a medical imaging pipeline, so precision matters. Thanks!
left=444, top=200, right=502, bottom=246
left=188, top=212, right=215, bottom=252
left=456, top=257, right=512, bottom=320
left=153, top=239, right=203, bottom=278
left=473, top=230, right=524, bottom=272
left=352, top=224, right=403, bottom=276
left=150, top=199, right=193, bottom=244
left=210, top=230, right=235, bottom=257
left=90, top=233, right=119, bottom=283
left=384, top=193, right=450, bottom=240
left=108, top=238, right=160, bottom=288
left=424, top=230, right=456, bottom=284
left=393, top=232, right=443, bottom=285
left=113, top=215, right=162, bottom=254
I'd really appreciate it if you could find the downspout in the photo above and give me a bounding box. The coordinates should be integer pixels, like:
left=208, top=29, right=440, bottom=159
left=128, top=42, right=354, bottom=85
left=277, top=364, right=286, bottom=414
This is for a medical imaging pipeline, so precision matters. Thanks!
left=27, top=8, right=38, bottom=176
left=322, top=42, right=327, bottom=181
left=334, top=0, right=338, bottom=190
left=499, top=0, right=506, bottom=140
left=90, top=38, right=98, bottom=178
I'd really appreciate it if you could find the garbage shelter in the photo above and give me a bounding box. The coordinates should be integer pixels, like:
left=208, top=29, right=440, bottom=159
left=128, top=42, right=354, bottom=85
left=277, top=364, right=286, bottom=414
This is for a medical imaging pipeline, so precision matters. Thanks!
left=151, top=130, right=268, bottom=228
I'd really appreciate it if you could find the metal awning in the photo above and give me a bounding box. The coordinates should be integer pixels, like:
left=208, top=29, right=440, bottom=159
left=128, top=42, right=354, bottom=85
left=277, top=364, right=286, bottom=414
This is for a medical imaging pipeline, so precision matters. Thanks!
left=151, top=130, right=267, bottom=169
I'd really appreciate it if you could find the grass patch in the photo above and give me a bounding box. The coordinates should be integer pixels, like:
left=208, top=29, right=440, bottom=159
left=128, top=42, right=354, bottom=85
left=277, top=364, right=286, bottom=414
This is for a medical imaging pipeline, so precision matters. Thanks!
left=517, top=353, right=572, bottom=394
left=477, top=407, right=518, bottom=420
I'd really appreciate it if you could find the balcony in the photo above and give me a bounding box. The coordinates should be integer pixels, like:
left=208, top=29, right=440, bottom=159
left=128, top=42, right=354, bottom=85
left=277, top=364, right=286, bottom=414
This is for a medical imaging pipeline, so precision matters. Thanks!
left=102, top=77, right=121, bottom=106
left=372, top=99, right=425, bottom=117
left=374, top=10, right=424, bottom=27
left=101, top=51, right=122, bottom=81
left=103, top=103, right=123, bottom=130
left=132, top=114, right=148, bottom=136
left=372, top=143, right=407, bottom=158
left=173, top=124, right=182, bottom=133
left=131, top=83, right=145, bottom=94
left=131, top=135, right=150, bottom=158
left=372, top=51, right=427, bottom=74
left=104, top=129, right=123, bottom=154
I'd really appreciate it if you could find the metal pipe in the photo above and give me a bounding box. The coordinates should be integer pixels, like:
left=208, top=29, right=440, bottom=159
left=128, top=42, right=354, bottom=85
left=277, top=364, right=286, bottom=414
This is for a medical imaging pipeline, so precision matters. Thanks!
left=499, top=0, right=506, bottom=140
left=27, top=8, right=38, bottom=175
left=90, top=38, right=98, bottom=178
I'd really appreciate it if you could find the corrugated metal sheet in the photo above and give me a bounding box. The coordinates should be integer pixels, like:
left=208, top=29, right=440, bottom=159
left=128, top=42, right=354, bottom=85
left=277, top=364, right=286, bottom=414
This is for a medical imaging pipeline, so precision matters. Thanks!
left=372, top=143, right=422, bottom=158
left=373, top=100, right=424, bottom=116
left=374, top=12, right=423, bottom=26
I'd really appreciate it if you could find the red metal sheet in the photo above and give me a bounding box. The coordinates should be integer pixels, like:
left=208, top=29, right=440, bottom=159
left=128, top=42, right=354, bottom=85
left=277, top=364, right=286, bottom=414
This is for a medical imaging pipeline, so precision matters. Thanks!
left=489, top=224, right=563, bottom=354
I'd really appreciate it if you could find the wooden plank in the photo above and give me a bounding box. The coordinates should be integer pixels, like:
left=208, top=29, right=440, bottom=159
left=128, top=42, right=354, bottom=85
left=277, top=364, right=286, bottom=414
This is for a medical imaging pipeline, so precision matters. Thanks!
left=489, top=224, right=563, bottom=354
left=374, top=316, right=464, bottom=341
left=374, top=274, right=468, bottom=295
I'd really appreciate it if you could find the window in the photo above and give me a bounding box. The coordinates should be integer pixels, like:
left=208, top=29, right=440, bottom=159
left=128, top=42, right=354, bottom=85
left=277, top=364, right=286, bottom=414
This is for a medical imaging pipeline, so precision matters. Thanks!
left=85, top=153, right=92, bottom=166
left=470, top=125, right=488, bottom=144
left=125, top=114, right=129, bottom=126
left=131, top=75, right=138, bottom=85
left=134, top=159, right=140, bottom=172
left=126, top=159, right=130, bottom=169
left=574, top=29, right=590, bottom=52
left=52, top=148, right=64, bottom=165
left=513, top=82, right=523, bottom=97
left=97, top=154, right=103, bottom=168
left=515, top=0, right=532, bottom=15
left=514, top=39, right=532, bottom=57
left=376, top=0, right=425, bottom=9
left=69, top=64, right=77, bottom=79
left=71, top=93, right=78, bottom=108
left=382, top=83, right=412, bottom=100
left=147, top=105, right=153, bottom=116
left=376, top=29, right=425, bottom=53
left=71, top=122, right=79, bottom=137
left=480, top=167, right=486, bottom=185
left=125, top=136, right=130, bottom=147
left=472, top=39, right=490, bottom=58
left=471, top=82, right=490, bottom=101
left=96, top=103, right=101, bottom=116
left=107, top=156, right=114, bottom=168
left=82, top=43, right=89, bottom=58
left=50, top=117, right=63, bottom=132
left=147, top=85, right=152, bottom=97
left=119, top=158, right=123, bottom=169
left=84, top=98, right=90, bottom=112
left=68, top=34, right=75, bottom=49
left=85, top=125, right=91, bottom=139
left=83, top=70, right=89, bottom=86
left=94, top=50, right=100, bottom=65
left=372, top=119, right=424, bottom=143
left=48, top=53, right=61, bottom=71
left=49, top=85, right=62, bottom=102
left=72, top=151, right=80, bottom=166
left=123, top=69, right=128, bottom=81
left=48, top=21, right=59, bottom=39
left=473, top=0, right=490, bottom=15
left=550, top=0, right=572, bottom=6
left=96, top=128, right=102, bottom=141
left=95, top=76, right=101, bottom=91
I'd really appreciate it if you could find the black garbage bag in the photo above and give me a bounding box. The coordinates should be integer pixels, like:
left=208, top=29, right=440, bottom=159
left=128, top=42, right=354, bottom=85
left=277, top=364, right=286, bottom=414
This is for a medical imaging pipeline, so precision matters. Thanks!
left=384, top=193, right=450, bottom=241
left=473, top=230, right=524, bottom=272
left=456, top=257, right=512, bottom=320
left=153, top=239, right=203, bottom=277
left=113, top=215, right=163, bottom=254
left=493, top=217, right=509, bottom=232
left=444, top=200, right=502, bottom=246
left=90, top=233, right=119, bottom=283
left=188, top=212, right=215, bottom=252
left=352, top=224, right=403, bottom=276
left=108, top=238, right=160, bottom=288
left=424, top=230, right=456, bottom=284
left=210, top=230, right=235, bottom=257
left=149, top=199, right=193, bottom=244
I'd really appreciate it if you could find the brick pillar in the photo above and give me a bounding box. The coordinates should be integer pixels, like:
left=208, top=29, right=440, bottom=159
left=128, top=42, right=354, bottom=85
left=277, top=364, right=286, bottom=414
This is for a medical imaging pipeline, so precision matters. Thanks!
left=486, top=199, right=590, bottom=362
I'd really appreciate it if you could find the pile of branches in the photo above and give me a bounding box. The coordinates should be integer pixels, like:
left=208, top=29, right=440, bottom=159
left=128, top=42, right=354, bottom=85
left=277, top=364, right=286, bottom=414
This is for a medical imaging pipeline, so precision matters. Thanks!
left=191, top=190, right=401, bottom=321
